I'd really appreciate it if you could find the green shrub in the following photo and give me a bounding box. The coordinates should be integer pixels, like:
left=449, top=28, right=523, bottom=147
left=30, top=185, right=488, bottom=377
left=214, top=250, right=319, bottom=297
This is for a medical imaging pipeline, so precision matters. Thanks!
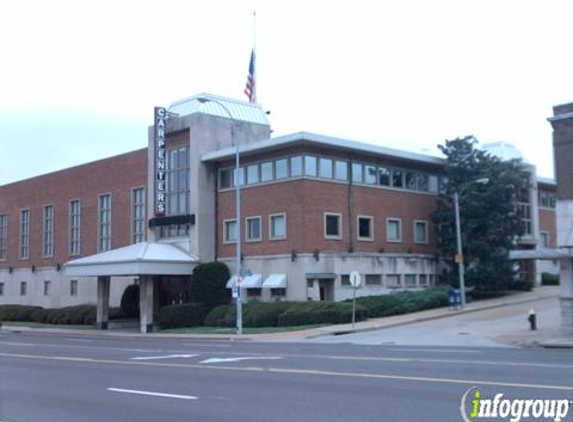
left=0, top=305, right=42, bottom=322
left=542, top=272, right=559, bottom=286
left=156, top=303, right=208, bottom=329
left=120, top=284, right=140, bottom=318
left=0, top=304, right=96, bottom=325
left=277, top=302, right=368, bottom=326
left=203, top=304, right=233, bottom=327
left=191, top=262, right=231, bottom=308
left=243, top=302, right=294, bottom=327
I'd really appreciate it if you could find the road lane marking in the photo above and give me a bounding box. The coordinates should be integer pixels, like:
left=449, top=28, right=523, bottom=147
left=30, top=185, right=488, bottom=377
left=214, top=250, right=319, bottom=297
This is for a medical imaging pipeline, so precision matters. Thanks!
left=131, top=354, right=199, bottom=360
left=200, top=357, right=283, bottom=364
left=184, top=343, right=231, bottom=348
left=107, top=388, right=197, bottom=400
left=392, top=348, right=481, bottom=354
left=2, top=352, right=573, bottom=392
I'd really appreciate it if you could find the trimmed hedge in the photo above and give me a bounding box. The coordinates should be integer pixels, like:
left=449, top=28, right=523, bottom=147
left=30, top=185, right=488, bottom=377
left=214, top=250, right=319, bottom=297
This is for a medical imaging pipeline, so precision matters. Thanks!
left=156, top=303, right=208, bottom=329
left=204, top=302, right=294, bottom=328
left=277, top=302, right=368, bottom=326
left=0, top=304, right=96, bottom=325
left=542, top=272, right=559, bottom=286
left=350, top=287, right=449, bottom=318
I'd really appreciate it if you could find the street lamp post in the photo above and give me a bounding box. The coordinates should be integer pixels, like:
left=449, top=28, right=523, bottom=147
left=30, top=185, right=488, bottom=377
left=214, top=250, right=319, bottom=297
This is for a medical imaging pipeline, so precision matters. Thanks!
left=197, top=96, right=243, bottom=335
left=453, top=178, right=489, bottom=308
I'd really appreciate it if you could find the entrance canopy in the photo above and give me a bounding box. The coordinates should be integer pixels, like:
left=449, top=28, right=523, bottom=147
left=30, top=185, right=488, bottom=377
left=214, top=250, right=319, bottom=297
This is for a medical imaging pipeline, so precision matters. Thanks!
left=509, top=248, right=573, bottom=261
left=64, top=242, right=200, bottom=277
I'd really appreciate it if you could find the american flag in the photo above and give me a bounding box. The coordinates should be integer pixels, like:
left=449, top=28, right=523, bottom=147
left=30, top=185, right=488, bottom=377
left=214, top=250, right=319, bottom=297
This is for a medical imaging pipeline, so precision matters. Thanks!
left=244, top=49, right=256, bottom=103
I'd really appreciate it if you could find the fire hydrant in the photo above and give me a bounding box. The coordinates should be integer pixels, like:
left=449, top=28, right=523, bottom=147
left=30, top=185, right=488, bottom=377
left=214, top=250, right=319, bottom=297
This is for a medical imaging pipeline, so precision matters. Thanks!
left=528, top=309, right=537, bottom=331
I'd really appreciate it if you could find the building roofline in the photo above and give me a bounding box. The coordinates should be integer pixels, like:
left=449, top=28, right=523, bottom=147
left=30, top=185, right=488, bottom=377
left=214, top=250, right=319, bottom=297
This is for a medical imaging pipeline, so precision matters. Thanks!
left=537, top=176, right=556, bottom=186
left=201, top=131, right=445, bottom=166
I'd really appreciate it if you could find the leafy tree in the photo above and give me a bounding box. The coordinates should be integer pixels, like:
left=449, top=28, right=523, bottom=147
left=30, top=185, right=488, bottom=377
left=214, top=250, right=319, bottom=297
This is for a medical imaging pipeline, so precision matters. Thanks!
left=190, top=262, right=231, bottom=308
left=120, top=284, right=140, bottom=318
left=432, top=136, right=530, bottom=291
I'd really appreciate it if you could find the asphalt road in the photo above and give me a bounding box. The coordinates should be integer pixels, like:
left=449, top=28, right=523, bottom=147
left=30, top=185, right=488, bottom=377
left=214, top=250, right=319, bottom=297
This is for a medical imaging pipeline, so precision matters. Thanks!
left=0, top=331, right=572, bottom=422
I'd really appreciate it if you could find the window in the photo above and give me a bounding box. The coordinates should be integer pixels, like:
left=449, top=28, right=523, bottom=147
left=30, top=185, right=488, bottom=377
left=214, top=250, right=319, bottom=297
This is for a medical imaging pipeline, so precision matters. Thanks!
left=539, top=191, right=556, bottom=209
left=166, top=146, right=190, bottom=214
left=418, top=173, right=429, bottom=191
left=233, top=167, right=245, bottom=187
left=44, top=281, right=50, bottom=296
left=319, top=158, right=333, bottom=179
left=365, top=274, right=382, bottom=285
left=247, top=288, right=262, bottom=297
left=246, top=216, right=262, bottom=242
left=405, top=274, right=417, bottom=287
left=290, top=156, right=303, bottom=177
left=269, top=213, right=286, bottom=240
left=20, top=209, right=30, bottom=260
left=247, top=164, right=259, bottom=185
left=42, top=205, right=54, bottom=257
left=386, top=274, right=401, bottom=288
left=220, top=168, right=233, bottom=189
left=351, top=162, right=363, bottom=183
left=224, top=219, right=237, bottom=243
left=392, top=169, right=403, bottom=188
left=365, top=165, right=376, bottom=185
left=20, top=281, right=27, bottom=296
left=261, top=161, right=273, bottom=182
left=540, top=231, right=550, bottom=248
left=271, top=288, right=286, bottom=297
left=334, top=161, right=348, bottom=181
left=324, top=213, right=342, bottom=239
left=428, top=175, right=439, bottom=193
left=357, top=216, right=373, bottom=241
left=0, top=214, right=7, bottom=261
left=132, top=188, right=146, bottom=243
left=275, top=159, right=288, bottom=179
left=340, top=274, right=351, bottom=286
left=386, top=218, right=402, bottom=242
left=304, top=155, right=317, bottom=177
left=0, top=282, right=3, bottom=296
left=69, top=200, right=81, bottom=255
left=98, top=194, right=112, bottom=252
left=378, top=167, right=391, bottom=186
left=405, top=171, right=417, bottom=190
left=419, top=274, right=428, bottom=286
left=414, top=220, right=429, bottom=244
left=70, top=279, right=78, bottom=296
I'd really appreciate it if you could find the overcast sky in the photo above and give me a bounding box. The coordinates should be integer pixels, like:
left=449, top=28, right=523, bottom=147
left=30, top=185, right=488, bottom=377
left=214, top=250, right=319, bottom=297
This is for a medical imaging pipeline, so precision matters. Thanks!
left=1, top=0, right=572, bottom=185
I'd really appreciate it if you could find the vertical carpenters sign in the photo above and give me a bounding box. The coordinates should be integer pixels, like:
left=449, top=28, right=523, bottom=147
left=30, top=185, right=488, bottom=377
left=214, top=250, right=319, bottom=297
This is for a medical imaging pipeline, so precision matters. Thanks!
left=154, top=107, right=167, bottom=216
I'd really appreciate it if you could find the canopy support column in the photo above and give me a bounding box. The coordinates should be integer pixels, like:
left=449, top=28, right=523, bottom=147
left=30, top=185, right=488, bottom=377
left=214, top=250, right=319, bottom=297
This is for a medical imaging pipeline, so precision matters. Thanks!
left=96, top=276, right=111, bottom=330
left=139, top=275, right=154, bottom=333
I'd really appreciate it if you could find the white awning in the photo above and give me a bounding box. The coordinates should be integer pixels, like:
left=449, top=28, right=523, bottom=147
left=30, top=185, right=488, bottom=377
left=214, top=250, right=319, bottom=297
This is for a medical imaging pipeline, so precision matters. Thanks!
left=509, top=248, right=573, bottom=261
left=64, top=242, right=200, bottom=277
left=226, top=274, right=263, bottom=289
left=263, top=274, right=287, bottom=289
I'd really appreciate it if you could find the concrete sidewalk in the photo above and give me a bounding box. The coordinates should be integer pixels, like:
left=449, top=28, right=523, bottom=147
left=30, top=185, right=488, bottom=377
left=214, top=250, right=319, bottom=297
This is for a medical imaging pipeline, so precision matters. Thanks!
left=1, top=286, right=570, bottom=347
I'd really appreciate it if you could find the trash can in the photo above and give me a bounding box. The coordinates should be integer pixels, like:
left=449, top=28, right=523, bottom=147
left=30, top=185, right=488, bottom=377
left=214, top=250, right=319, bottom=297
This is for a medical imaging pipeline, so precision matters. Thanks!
left=448, top=288, right=461, bottom=310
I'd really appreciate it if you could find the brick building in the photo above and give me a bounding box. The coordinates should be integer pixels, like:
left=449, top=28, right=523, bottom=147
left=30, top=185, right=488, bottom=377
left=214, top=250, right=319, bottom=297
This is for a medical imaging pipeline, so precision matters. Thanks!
left=0, top=93, right=557, bottom=331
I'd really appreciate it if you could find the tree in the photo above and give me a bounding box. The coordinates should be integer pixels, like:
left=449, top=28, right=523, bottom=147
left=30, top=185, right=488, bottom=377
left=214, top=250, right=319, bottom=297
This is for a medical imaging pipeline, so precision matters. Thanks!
left=190, top=262, right=231, bottom=308
left=432, top=136, right=530, bottom=291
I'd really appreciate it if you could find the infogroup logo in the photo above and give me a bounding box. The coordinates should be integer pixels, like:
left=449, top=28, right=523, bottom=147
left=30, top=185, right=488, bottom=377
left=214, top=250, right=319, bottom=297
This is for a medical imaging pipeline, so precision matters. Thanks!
left=460, top=387, right=571, bottom=422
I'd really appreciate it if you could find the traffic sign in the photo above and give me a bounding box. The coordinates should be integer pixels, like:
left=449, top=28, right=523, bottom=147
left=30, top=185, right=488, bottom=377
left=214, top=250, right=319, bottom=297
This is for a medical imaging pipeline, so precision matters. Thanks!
left=349, top=271, right=362, bottom=288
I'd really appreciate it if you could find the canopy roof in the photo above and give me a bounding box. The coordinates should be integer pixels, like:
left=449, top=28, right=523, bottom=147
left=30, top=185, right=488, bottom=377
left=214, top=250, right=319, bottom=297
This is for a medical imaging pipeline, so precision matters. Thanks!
left=509, top=248, right=573, bottom=261
left=64, top=242, right=200, bottom=277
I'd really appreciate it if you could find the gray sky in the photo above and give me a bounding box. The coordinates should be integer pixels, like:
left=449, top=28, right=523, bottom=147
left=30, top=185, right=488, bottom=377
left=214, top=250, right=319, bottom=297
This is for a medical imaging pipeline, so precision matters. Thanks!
left=1, top=0, right=571, bottom=185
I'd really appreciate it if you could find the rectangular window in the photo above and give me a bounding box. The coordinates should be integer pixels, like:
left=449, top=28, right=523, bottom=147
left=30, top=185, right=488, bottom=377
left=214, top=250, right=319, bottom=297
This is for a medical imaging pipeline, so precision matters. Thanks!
left=220, top=168, right=233, bottom=189
left=418, top=173, right=429, bottom=191
left=269, top=213, right=286, bottom=240
left=419, top=274, right=428, bottom=286
left=275, top=158, right=288, bottom=180
left=334, top=161, right=348, bottom=181
left=540, top=231, right=549, bottom=248
left=69, top=200, right=81, bottom=255
left=44, top=280, right=50, bottom=296
left=247, top=288, right=262, bottom=297
left=428, top=175, right=439, bottom=193
left=324, top=213, right=342, bottom=239
left=378, top=167, right=391, bottom=186
left=166, top=146, right=190, bottom=214
left=261, top=161, right=273, bottom=182
left=351, top=162, right=363, bottom=183
left=0, top=214, right=7, bottom=261
left=405, top=274, right=417, bottom=287
left=271, top=288, right=286, bottom=297
left=247, top=164, right=259, bottom=185
left=305, top=155, right=318, bottom=177
left=405, top=171, right=417, bottom=190
left=340, top=274, right=351, bottom=286
left=98, top=194, right=112, bottom=252
left=386, top=218, right=402, bottom=242
left=132, top=188, right=146, bottom=243
left=224, top=219, right=237, bottom=243
left=246, top=216, right=262, bottom=242
left=0, top=282, right=4, bottom=296
left=392, top=169, right=403, bottom=188
left=43, top=205, right=54, bottom=257
left=290, top=156, right=303, bottom=177
left=233, top=167, right=245, bottom=187
left=319, top=158, right=333, bottom=179
left=414, top=220, right=429, bottom=244
left=358, top=216, right=373, bottom=241
left=365, top=274, right=382, bottom=285
left=20, top=209, right=30, bottom=260
left=70, top=279, right=78, bottom=296
left=386, top=274, right=401, bottom=288
left=365, top=165, right=376, bottom=185
left=20, top=281, right=27, bottom=296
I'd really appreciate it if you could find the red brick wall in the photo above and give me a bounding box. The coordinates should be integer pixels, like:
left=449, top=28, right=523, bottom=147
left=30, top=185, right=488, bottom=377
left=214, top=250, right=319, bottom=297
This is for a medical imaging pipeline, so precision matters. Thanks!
left=539, top=209, right=557, bottom=248
left=217, top=179, right=439, bottom=258
left=0, top=149, right=147, bottom=269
